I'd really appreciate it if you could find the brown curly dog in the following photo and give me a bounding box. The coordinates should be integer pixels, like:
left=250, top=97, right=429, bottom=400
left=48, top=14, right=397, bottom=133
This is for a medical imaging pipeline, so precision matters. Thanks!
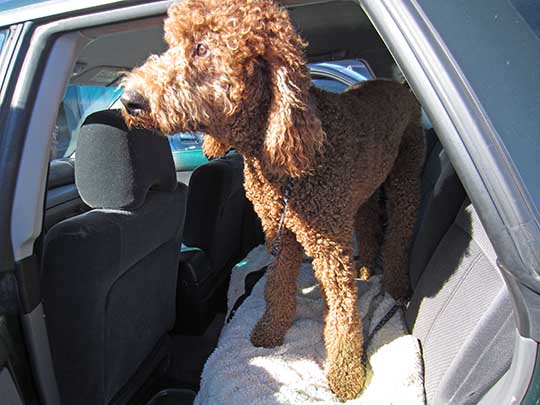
left=121, top=0, right=425, bottom=400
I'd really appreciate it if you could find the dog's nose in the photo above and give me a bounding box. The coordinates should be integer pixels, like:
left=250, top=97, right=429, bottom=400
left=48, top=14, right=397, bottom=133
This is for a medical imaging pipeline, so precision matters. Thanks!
left=121, top=90, right=149, bottom=115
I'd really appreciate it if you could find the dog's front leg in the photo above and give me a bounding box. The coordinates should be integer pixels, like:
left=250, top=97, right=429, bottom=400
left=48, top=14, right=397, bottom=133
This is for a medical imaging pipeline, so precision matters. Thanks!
left=251, top=229, right=303, bottom=348
left=309, top=237, right=365, bottom=401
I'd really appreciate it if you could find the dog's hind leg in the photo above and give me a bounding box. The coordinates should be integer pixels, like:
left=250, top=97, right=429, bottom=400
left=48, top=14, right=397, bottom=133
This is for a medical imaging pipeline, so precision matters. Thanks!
left=354, top=190, right=384, bottom=280
left=380, top=122, right=426, bottom=300
left=251, top=229, right=303, bottom=348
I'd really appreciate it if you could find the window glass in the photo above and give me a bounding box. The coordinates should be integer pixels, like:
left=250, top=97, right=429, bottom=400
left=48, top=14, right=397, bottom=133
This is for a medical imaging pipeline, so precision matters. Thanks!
left=0, top=0, right=53, bottom=12
left=0, top=28, right=9, bottom=81
left=417, top=0, right=540, bottom=209
left=52, top=85, right=123, bottom=159
left=0, top=30, right=7, bottom=51
left=312, top=78, right=349, bottom=93
left=511, top=0, right=540, bottom=40
left=315, top=59, right=372, bottom=80
left=54, top=59, right=372, bottom=171
left=309, top=59, right=372, bottom=93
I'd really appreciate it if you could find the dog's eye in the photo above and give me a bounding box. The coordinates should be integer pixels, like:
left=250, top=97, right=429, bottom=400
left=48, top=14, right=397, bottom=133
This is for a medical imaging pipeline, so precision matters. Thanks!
left=195, top=43, right=209, bottom=57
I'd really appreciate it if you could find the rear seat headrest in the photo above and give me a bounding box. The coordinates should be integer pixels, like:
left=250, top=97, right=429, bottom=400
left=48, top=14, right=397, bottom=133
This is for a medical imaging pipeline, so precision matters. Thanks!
left=75, top=109, right=176, bottom=210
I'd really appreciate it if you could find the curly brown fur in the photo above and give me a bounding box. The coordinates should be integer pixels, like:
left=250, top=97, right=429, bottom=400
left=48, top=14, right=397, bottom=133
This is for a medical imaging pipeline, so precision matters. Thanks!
left=121, top=0, right=425, bottom=400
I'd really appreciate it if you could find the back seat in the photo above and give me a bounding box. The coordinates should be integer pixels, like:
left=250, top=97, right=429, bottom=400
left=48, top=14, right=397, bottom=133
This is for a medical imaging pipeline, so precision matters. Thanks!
left=175, top=150, right=248, bottom=334
left=214, top=128, right=514, bottom=403
left=407, top=129, right=514, bottom=403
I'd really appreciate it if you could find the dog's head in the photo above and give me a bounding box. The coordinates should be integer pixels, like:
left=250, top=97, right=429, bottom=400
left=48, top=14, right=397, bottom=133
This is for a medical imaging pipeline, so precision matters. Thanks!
left=121, top=0, right=324, bottom=177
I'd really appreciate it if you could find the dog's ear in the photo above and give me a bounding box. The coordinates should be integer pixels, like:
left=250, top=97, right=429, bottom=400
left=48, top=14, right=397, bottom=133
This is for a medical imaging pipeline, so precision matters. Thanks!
left=202, top=135, right=230, bottom=158
left=262, top=22, right=325, bottom=178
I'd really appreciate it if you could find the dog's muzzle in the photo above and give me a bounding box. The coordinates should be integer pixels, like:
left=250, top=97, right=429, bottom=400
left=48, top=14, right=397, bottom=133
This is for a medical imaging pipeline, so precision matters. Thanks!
left=121, top=90, right=149, bottom=116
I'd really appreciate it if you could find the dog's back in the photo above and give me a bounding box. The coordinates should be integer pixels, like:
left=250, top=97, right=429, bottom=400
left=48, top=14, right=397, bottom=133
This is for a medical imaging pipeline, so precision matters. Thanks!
left=306, top=79, right=422, bottom=200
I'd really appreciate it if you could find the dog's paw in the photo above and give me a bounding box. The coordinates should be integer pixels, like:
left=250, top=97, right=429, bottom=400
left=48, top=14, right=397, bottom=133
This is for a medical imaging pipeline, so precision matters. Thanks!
left=327, top=353, right=365, bottom=401
left=250, top=320, right=285, bottom=348
left=358, top=266, right=372, bottom=281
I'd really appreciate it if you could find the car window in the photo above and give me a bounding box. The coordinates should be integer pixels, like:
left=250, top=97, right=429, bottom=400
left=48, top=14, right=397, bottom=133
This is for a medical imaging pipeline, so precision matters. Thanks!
left=0, top=30, right=7, bottom=50
left=417, top=0, right=540, bottom=210
left=52, top=59, right=371, bottom=170
left=312, top=77, right=349, bottom=93
left=310, top=59, right=372, bottom=93
left=52, top=85, right=123, bottom=160
left=0, top=0, right=54, bottom=12
left=0, top=28, right=9, bottom=83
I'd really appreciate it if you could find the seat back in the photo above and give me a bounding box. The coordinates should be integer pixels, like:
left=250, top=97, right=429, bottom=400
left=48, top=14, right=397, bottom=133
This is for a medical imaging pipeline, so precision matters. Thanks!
left=182, top=150, right=246, bottom=273
left=42, top=110, right=187, bottom=404
left=174, top=150, right=247, bottom=334
left=409, top=129, right=466, bottom=288
left=407, top=131, right=513, bottom=404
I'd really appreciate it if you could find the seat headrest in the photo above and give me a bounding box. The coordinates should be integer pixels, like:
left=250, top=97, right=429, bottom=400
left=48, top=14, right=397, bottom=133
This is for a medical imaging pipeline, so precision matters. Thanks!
left=75, top=110, right=176, bottom=210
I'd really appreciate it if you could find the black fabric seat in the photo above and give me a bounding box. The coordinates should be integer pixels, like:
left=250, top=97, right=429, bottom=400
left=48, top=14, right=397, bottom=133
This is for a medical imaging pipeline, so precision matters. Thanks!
left=407, top=130, right=513, bottom=404
left=175, top=150, right=248, bottom=334
left=42, top=110, right=188, bottom=405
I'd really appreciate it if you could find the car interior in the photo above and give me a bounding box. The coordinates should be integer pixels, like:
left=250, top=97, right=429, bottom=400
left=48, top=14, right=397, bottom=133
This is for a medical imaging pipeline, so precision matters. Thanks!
left=38, top=1, right=515, bottom=404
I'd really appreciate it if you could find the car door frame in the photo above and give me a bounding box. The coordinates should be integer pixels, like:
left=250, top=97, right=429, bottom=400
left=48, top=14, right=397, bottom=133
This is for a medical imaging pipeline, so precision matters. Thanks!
left=0, top=22, right=44, bottom=405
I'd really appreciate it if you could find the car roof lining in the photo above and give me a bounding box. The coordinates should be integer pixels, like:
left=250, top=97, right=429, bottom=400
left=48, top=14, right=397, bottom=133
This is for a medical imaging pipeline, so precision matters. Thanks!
left=72, top=0, right=397, bottom=85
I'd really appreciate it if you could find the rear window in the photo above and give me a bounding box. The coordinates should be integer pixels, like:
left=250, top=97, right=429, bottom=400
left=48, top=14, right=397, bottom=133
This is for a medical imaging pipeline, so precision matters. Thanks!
left=309, top=59, right=372, bottom=93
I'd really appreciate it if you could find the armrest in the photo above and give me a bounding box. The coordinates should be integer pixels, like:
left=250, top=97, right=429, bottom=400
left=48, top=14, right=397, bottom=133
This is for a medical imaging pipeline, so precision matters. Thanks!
left=178, top=249, right=213, bottom=287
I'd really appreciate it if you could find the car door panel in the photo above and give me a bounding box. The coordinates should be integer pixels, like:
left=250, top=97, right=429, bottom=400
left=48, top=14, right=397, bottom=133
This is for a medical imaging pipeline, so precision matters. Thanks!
left=0, top=367, right=24, bottom=405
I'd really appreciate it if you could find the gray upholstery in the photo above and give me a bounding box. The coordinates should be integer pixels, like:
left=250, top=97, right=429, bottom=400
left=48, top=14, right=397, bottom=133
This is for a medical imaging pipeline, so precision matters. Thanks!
left=408, top=198, right=513, bottom=401
left=42, top=112, right=187, bottom=405
left=406, top=129, right=513, bottom=403
left=409, top=129, right=466, bottom=288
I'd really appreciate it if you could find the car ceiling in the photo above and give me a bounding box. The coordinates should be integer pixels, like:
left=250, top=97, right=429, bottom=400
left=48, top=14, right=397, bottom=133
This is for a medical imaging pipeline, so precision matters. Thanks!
left=72, top=0, right=397, bottom=86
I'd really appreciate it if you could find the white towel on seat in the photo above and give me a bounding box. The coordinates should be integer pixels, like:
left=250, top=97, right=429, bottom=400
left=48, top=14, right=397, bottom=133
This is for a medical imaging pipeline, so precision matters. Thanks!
left=195, top=245, right=425, bottom=404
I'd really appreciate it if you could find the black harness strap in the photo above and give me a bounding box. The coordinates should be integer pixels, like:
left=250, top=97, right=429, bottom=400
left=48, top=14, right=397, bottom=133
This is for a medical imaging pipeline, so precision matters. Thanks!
left=269, top=179, right=294, bottom=258
left=361, top=300, right=405, bottom=367
left=227, top=179, right=294, bottom=323
left=226, top=267, right=268, bottom=323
